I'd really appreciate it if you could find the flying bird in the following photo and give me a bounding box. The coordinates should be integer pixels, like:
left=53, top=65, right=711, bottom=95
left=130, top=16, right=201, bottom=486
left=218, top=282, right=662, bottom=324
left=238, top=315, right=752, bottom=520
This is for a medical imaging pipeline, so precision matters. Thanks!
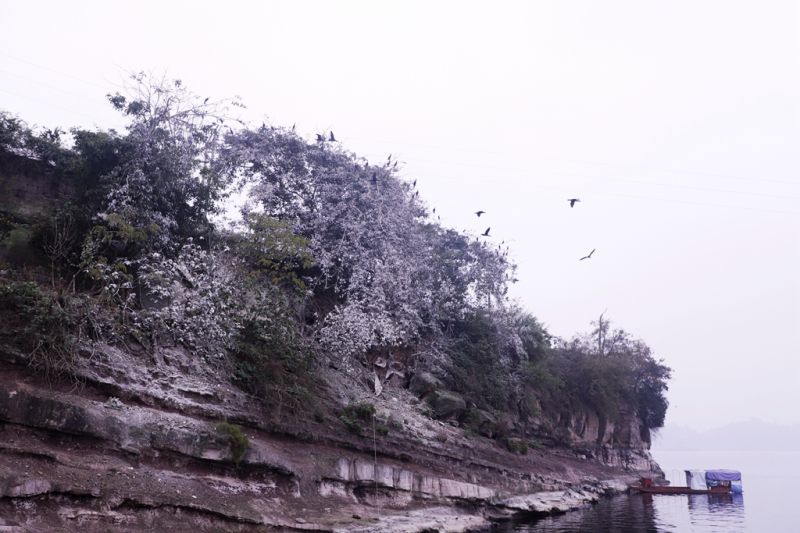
left=475, top=210, right=485, bottom=217
left=568, top=198, right=581, bottom=208
left=329, top=131, right=336, bottom=142
left=580, top=249, right=596, bottom=261
left=482, top=227, right=491, bottom=237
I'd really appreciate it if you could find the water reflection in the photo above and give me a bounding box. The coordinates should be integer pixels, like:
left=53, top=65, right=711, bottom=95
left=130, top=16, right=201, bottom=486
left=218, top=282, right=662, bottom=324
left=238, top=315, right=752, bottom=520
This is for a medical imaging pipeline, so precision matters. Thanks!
left=491, top=495, right=660, bottom=532
left=493, top=493, right=746, bottom=532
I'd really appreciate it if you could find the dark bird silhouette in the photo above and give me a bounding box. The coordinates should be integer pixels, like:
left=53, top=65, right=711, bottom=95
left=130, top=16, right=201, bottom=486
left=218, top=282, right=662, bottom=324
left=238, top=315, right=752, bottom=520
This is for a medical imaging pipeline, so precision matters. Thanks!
left=568, top=198, right=581, bottom=208
left=482, top=227, right=491, bottom=237
left=329, top=131, right=336, bottom=142
left=291, top=123, right=296, bottom=131
left=387, top=154, right=392, bottom=162
left=412, top=179, right=417, bottom=187
left=316, top=133, right=325, bottom=142
left=475, top=210, right=485, bottom=217
left=371, top=172, right=377, bottom=185
left=414, top=191, right=419, bottom=198
left=580, top=249, right=596, bottom=261
left=432, top=208, right=436, bottom=214
left=204, top=97, right=209, bottom=104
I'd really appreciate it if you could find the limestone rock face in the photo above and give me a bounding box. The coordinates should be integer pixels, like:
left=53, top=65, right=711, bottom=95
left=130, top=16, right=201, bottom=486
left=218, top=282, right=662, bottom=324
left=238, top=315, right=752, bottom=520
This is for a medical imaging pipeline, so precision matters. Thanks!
left=561, top=407, right=660, bottom=471
left=0, top=352, right=649, bottom=532
left=330, top=457, right=496, bottom=501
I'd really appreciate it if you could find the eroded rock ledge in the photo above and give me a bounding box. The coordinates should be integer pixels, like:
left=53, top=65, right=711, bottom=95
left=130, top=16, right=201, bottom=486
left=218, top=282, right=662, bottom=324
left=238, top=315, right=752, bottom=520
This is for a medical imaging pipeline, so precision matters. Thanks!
left=0, top=343, right=653, bottom=532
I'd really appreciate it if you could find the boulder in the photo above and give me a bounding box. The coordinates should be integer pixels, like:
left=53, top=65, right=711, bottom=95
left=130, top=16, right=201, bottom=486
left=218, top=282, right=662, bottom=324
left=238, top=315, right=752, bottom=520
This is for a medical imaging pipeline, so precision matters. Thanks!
left=426, top=390, right=466, bottom=420
left=408, top=372, right=442, bottom=397
left=505, top=437, right=528, bottom=455
left=461, top=408, right=497, bottom=438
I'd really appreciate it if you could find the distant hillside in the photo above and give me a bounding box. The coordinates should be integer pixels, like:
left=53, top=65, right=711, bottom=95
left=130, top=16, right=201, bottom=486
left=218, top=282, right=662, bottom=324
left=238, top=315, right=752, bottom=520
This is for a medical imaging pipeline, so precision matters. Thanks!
left=653, top=420, right=800, bottom=451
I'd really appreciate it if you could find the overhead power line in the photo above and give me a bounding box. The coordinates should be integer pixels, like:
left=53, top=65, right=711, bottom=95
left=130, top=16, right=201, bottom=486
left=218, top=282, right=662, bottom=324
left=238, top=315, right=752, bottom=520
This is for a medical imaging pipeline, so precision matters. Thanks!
left=0, top=51, right=118, bottom=91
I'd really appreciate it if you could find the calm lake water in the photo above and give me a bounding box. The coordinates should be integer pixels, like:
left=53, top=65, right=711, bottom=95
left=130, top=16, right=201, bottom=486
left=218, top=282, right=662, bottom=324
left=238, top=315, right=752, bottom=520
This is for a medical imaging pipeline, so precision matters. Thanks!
left=491, top=449, right=800, bottom=532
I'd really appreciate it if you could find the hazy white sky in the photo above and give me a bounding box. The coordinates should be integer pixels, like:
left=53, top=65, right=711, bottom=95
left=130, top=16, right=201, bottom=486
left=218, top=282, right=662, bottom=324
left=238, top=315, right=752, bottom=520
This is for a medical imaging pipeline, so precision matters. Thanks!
left=2, top=0, right=798, bottom=430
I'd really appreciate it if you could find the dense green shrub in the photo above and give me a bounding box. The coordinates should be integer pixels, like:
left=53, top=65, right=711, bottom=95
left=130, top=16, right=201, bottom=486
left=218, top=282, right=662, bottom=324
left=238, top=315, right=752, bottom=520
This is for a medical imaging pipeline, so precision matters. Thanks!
left=230, top=290, right=314, bottom=413
left=445, top=313, right=515, bottom=412
left=0, top=282, right=99, bottom=380
left=338, top=401, right=377, bottom=434
left=216, top=422, right=249, bottom=466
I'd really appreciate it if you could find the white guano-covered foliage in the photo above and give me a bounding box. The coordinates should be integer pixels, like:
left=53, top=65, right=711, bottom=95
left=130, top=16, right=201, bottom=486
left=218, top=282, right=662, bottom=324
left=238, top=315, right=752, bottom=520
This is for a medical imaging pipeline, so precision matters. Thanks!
left=223, top=125, right=517, bottom=361
left=135, top=243, right=240, bottom=358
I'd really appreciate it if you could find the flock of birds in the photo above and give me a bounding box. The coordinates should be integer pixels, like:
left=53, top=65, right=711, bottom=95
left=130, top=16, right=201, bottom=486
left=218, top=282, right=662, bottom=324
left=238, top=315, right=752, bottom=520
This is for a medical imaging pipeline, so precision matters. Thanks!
left=315, top=131, right=596, bottom=262
left=473, top=199, right=594, bottom=261
left=567, top=199, right=596, bottom=261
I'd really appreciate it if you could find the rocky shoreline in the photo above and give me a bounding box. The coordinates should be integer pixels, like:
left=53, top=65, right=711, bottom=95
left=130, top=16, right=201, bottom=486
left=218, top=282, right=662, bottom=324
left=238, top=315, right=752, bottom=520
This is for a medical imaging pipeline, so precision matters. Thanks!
left=338, top=477, right=634, bottom=532
left=0, top=342, right=656, bottom=532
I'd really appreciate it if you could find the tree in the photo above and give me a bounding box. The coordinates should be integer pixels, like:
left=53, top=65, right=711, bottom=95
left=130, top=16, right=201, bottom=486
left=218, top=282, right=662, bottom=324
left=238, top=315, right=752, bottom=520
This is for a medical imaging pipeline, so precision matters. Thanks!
left=100, top=72, right=242, bottom=255
left=225, top=124, right=514, bottom=362
left=41, top=210, right=77, bottom=289
left=558, top=316, right=671, bottom=429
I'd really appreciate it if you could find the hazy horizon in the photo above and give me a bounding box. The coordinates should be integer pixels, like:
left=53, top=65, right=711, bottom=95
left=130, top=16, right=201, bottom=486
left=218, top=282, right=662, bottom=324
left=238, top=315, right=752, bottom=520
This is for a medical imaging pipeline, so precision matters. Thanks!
left=2, top=0, right=797, bottom=431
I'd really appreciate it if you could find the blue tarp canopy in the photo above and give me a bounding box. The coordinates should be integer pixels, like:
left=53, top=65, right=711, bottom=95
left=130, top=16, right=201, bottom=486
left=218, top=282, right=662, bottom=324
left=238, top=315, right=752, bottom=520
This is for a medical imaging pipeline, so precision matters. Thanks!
left=705, top=470, right=742, bottom=481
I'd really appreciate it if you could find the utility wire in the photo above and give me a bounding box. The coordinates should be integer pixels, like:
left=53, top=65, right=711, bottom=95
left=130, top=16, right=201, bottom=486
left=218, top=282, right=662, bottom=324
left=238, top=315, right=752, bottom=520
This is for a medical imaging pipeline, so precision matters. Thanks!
left=0, top=87, right=98, bottom=123
left=1, top=53, right=797, bottom=217
left=404, top=170, right=800, bottom=217
left=349, top=136, right=800, bottom=188
left=0, top=51, right=117, bottom=90
left=0, top=68, right=102, bottom=102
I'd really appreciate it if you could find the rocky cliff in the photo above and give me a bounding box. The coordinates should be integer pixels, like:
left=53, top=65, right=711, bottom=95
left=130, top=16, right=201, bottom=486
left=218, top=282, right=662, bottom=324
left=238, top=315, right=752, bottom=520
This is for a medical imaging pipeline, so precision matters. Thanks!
left=0, top=340, right=659, bottom=532
left=0, top=141, right=666, bottom=531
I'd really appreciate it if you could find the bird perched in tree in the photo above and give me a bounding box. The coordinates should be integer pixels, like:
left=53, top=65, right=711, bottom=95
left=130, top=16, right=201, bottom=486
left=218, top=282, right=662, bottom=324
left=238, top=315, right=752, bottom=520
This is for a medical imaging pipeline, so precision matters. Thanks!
left=412, top=179, right=417, bottom=187
left=204, top=97, right=209, bottom=104
left=316, top=133, right=325, bottom=142
left=482, top=227, right=491, bottom=237
left=329, top=131, right=336, bottom=142
left=371, top=172, right=377, bottom=185
left=568, top=198, right=581, bottom=208
left=432, top=208, right=436, bottom=214
left=580, top=249, right=596, bottom=261
left=475, top=210, right=485, bottom=217
left=291, top=123, right=296, bottom=131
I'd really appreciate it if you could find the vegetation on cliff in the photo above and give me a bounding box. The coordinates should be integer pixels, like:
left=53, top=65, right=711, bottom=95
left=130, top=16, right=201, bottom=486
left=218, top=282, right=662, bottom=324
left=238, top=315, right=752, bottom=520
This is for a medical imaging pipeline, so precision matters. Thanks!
left=0, top=74, right=670, bottom=448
